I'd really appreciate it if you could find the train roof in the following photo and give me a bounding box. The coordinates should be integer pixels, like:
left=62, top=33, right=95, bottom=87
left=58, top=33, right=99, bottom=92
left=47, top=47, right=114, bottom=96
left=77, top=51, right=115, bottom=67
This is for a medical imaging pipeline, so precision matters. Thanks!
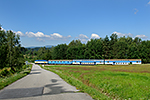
left=48, top=60, right=73, bottom=61
left=73, top=59, right=104, bottom=61
left=105, top=59, right=141, bottom=61
left=35, top=60, right=47, bottom=61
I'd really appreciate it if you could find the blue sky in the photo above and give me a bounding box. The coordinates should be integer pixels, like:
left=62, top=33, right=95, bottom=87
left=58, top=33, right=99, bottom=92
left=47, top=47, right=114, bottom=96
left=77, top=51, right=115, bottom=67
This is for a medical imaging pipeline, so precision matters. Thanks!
left=1, top=0, right=150, bottom=47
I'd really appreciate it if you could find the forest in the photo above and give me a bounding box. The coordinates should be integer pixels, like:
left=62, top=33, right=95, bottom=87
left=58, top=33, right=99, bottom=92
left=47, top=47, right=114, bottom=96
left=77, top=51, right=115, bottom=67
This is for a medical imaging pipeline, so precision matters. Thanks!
left=23, top=33, right=150, bottom=64
left=1, top=26, right=150, bottom=70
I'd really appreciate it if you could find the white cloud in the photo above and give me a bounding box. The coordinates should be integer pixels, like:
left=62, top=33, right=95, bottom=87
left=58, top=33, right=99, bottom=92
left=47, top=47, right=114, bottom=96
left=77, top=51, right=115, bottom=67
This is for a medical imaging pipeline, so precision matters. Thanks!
left=77, top=33, right=100, bottom=42
left=26, top=32, right=36, bottom=37
left=50, top=33, right=71, bottom=41
left=67, top=35, right=71, bottom=38
left=135, top=35, right=148, bottom=39
left=148, top=1, right=150, bottom=5
left=1, top=29, right=25, bottom=37
left=77, top=34, right=89, bottom=42
left=112, top=31, right=148, bottom=39
left=25, top=31, right=50, bottom=38
left=113, top=31, right=125, bottom=37
left=51, top=33, right=63, bottom=38
left=91, top=33, right=100, bottom=39
left=112, top=31, right=133, bottom=37
left=15, top=31, right=25, bottom=37
left=126, top=33, right=133, bottom=37
left=35, top=32, right=50, bottom=38
left=134, top=8, right=138, bottom=14
left=79, top=34, right=89, bottom=39
left=25, top=31, right=71, bottom=41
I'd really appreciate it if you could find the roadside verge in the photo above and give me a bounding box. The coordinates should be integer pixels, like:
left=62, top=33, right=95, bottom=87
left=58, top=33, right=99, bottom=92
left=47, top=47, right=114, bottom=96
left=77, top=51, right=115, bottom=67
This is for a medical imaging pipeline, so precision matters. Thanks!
left=0, top=64, right=32, bottom=90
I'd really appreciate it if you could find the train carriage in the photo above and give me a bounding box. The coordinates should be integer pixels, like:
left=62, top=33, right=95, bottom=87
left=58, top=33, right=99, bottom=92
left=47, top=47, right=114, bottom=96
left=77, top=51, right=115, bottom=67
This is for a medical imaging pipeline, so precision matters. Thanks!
left=48, top=60, right=72, bottom=65
left=73, top=59, right=104, bottom=65
left=105, top=59, right=142, bottom=65
left=34, top=60, right=48, bottom=64
left=34, top=59, right=142, bottom=65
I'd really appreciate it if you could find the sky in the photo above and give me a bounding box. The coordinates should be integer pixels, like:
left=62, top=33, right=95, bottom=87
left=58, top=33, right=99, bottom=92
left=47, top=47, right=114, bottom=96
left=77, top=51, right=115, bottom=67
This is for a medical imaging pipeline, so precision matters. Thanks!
left=0, top=0, right=150, bottom=47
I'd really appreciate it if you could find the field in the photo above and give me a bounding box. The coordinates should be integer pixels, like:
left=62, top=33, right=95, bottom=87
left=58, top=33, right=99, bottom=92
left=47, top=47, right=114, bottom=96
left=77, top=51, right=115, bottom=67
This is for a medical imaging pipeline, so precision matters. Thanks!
left=43, top=64, right=150, bottom=100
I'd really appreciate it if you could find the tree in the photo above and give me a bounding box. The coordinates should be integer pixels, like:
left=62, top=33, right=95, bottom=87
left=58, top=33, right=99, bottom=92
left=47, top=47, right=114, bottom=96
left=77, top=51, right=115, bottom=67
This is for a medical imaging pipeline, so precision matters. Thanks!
left=0, top=28, right=8, bottom=68
left=77, top=44, right=86, bottom=59
left=45, top=49, right=52, bottom=60
left=37, top=47, right=47, bottom=60
left=110, top=34, right=118, bottom=58
left=138, top=41, right=150, bottom=63
left=68, top=40, right=82, bottom=47
left=85, top=39, right=103, bottom=59
left=66, top=46, right=79, bottom=59
left=133, top=37, right=142, bottom=45
left=113, top=41, right=128, bottom=59
left=52, top=44, right=68, bottom=59
left=67, top=40, right=84, bottom=59
left=102, top=35, right=110, bottom=59
left=13, top=45, right=25, bottom=69
left=0, top=26, right=24, bottom=70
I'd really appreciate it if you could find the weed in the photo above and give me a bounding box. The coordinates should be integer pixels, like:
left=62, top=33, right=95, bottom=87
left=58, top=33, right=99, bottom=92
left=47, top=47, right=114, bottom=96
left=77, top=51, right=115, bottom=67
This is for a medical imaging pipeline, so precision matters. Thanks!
left=0, top=64, right=32, bottom=90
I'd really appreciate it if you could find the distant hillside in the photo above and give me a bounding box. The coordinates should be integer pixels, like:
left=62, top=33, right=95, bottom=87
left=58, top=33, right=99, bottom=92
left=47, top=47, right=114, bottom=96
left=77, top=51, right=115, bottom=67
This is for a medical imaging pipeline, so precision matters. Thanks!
left=26, top=45, right=54, bottom=51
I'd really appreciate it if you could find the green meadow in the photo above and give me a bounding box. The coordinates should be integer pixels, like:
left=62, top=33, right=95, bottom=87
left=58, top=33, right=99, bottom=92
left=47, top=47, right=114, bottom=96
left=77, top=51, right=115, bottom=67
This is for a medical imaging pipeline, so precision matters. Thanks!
left=43, top=64, right=150, bottom=100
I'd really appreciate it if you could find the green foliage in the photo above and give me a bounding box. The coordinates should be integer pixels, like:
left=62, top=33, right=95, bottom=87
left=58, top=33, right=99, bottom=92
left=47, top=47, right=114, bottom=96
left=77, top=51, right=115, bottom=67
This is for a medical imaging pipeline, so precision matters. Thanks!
left=113, top=41, right=128, bottom=59
left=0, top=64, right=32, bottom=90
left=0, top=67, right=12, bottom=77
left=52, top=44, right=68, bottom=59
left=86, top=39, right=103, bottom=59
left=23, top=32, right=150, bottom=63
left=0, top=26, right=25, bottom=72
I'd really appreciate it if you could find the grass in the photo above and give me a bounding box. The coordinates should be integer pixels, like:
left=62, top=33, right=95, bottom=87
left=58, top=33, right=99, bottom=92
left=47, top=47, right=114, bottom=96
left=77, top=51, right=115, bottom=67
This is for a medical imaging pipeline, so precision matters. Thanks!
left=0, top=64, right=32, bottom=90
left=42, top=64, right=150, bottom=100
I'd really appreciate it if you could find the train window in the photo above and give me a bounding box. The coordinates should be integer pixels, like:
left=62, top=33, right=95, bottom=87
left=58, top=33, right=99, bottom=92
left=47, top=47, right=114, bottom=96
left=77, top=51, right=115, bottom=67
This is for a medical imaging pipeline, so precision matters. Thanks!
left=107, top=61, right=109, bottom=63
left=60, top=61, right=62, bottom=62
left=136, top=61, right=138, bottom=63
left=75, top=61, right=76, bottom=63
left=100, top=61, right=101, bottom=63
left=130, top=62, right=132, bottom=64
left=67, top=61, right=69, bottom=63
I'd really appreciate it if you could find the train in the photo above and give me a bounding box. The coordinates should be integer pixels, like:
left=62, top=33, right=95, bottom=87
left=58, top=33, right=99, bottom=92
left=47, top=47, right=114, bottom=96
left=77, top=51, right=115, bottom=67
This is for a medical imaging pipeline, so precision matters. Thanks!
left=34, top=59, right=142, bottom=65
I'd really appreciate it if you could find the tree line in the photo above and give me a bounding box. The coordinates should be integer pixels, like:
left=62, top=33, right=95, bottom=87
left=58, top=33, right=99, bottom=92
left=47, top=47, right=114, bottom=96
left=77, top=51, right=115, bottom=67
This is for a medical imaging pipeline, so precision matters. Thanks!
left=0, top=26, right=25, bottom=70
left=1, top=26, right=149, bottom=72
left=28, top=34, right=150, bottom=63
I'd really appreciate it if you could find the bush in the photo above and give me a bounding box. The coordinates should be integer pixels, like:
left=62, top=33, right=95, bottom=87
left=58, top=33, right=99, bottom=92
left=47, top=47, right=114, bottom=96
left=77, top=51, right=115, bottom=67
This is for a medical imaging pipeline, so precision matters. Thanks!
left=0, top=67, right=12, bottom=77
left=22, top=65, right=27, bottom=69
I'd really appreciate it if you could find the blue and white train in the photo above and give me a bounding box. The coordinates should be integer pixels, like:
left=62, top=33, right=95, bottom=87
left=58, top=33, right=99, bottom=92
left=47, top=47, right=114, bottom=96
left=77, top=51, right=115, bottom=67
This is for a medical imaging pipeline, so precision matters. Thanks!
left=35, top=59, right=142, bottom=65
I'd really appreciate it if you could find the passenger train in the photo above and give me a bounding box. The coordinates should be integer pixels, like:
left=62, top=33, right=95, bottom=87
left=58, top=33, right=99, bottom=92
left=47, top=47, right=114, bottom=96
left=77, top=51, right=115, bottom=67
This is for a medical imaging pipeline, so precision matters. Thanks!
left=34, top=59, right=142, bottom=65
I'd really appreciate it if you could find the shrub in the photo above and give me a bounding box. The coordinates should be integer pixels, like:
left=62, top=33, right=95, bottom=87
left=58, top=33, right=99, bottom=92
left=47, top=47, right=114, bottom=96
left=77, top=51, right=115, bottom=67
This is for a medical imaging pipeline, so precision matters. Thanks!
left=0, top=67, right=13, bottom=77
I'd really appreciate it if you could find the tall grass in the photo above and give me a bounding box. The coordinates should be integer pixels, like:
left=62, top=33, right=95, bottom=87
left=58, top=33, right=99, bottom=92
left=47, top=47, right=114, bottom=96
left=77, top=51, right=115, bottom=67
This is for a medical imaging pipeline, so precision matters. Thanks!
left=43, top=64, right=150, bottom=100
left=0, top=64, right=32, bottom=90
